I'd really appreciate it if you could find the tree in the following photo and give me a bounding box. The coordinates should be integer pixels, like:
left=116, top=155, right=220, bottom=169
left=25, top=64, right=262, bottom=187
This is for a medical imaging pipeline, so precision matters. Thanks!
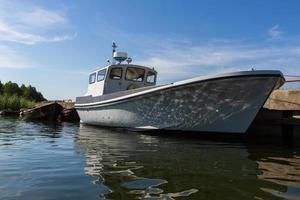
left=0, top=81, right=3, bottom=95
left=3, top=81, right=22, bottom=96
left=22, top=85, right=46, bottom=102
left=20, top=84, right=26, bottom=94
left=0, top=81, right=46, bottom=102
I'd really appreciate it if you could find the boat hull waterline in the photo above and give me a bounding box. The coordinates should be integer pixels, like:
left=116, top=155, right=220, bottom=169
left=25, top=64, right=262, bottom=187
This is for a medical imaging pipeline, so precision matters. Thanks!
left=75, top=71, right=284, bottom=133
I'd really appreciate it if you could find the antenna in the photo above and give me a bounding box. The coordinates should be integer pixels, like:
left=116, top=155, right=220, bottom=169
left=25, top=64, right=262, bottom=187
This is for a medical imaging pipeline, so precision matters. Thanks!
left=111, top=41, right=117, bottom=64
left=112, top=41, right=117, bottom=57
left=126, top=57, right=132, bottom=64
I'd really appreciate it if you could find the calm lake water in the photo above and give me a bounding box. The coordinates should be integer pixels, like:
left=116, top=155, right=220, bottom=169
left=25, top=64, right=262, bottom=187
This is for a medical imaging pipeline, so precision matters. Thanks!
left=0, top=118, right=300, bottom=200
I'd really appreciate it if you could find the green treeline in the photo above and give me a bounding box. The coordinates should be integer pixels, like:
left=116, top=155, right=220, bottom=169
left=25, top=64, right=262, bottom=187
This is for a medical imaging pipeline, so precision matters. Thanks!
left=0, top=81, right=46, bottom=111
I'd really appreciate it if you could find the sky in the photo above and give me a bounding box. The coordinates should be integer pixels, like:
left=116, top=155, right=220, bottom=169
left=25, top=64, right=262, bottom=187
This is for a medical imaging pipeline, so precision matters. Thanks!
left=0, top=0, right=300, bottom=100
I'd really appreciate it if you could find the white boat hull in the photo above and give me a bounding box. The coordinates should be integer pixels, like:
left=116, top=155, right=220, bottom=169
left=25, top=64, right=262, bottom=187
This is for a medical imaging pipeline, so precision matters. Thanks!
left=75, top=71, right=284, bottom=133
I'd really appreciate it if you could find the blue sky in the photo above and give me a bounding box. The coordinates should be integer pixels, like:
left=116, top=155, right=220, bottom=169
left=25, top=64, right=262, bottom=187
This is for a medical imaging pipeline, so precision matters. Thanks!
left=0, top=0, right=300, bottom=99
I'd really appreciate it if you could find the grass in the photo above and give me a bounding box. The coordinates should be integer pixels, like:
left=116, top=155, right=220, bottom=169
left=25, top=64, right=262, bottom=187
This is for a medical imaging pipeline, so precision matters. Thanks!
left=0, top=95, right=36, bottom=111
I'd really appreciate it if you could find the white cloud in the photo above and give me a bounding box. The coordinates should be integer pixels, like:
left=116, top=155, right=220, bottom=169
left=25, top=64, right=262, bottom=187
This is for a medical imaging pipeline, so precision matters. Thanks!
left=135, top=41, right=300, bottom=82
left=268, top=24, right=283, bottom=40
left=17, top=7, right=67, bottom=29
left=0, top=20, right=75, bottom=45
left=0, top=3, right=74, bottom=45
left=0, top=2, right=75, bottom=69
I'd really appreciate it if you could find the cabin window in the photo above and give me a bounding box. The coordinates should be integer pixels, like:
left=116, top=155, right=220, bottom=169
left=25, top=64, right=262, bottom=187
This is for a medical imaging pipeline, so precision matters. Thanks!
left=97, top=69, right=106, bottom=81
left=89, top=72, right=96, bottom=84
left=146, top=71, right=156, bottom=83
left=109, top=68, right=123, bottom=80
left=126, top=67, right=145, bottom=82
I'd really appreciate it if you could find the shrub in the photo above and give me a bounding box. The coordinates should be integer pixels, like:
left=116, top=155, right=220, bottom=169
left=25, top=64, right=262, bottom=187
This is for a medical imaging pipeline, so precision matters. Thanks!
left=0, top=94, right=36, bottom=111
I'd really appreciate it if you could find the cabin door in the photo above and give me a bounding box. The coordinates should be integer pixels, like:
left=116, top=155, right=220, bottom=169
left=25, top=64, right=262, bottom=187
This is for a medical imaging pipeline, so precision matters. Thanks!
left=104, top=67, right=123, bottom=94
left=105, top=79, right=122, bottom=94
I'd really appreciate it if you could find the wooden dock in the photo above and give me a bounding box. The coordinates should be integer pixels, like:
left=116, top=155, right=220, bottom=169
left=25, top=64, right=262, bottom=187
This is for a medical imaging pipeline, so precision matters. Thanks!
left=264, top=89, right=300, bottom=111
left=248, top=89, right=300, bottom=141
left=20, top=100, right=79, bottom=122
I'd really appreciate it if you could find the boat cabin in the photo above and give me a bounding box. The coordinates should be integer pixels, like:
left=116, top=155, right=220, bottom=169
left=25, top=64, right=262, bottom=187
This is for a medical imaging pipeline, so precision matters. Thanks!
left=85, top=42, right=157, bottom=97
left=85, top=64, right=157, bottom=96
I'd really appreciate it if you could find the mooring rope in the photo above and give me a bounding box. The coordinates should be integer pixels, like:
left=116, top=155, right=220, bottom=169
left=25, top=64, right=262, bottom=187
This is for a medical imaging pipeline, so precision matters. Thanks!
left=285, top=79, right=300, bottom=83
left=284, top=75, right=300, bottom=83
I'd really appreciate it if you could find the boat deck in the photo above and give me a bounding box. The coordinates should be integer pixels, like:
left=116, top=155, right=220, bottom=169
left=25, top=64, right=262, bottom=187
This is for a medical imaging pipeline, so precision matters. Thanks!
left=76, top=85, right=159, bottom=104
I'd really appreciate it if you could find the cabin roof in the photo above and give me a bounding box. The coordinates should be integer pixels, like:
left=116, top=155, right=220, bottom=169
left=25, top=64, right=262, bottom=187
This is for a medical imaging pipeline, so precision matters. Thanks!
left=90, top=64, right=156, bottom=74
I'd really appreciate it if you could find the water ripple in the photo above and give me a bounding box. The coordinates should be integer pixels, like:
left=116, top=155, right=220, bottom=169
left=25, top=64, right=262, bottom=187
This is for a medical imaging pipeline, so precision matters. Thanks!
left=1, top=118, right=300, bottom=199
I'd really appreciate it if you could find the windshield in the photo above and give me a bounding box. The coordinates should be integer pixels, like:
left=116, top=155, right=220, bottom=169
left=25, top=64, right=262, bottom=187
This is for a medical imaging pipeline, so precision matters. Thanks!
left=146, top=71, right=156, bottom=83
left=109, top=68, right=123, bottom=80
left=97, top=69, right=106, bottom=81
left=126, top=67, right=145, bottom=82
left=89, top=73, right=96, bottom=84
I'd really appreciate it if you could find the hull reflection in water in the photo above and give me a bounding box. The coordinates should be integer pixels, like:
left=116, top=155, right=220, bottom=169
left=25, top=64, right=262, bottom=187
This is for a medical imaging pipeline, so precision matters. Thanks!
left=75, top=124, right=300, bottom=200
left=75, top=125, right=199, bottom=199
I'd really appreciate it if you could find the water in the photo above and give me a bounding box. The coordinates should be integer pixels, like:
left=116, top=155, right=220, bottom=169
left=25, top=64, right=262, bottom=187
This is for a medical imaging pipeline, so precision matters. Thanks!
left=0, top=118, right=300, bottom=200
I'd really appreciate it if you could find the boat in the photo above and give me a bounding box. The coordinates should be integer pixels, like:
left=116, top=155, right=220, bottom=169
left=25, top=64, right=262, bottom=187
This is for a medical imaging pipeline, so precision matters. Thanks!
left=75, top=42, right=285, bottom=133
